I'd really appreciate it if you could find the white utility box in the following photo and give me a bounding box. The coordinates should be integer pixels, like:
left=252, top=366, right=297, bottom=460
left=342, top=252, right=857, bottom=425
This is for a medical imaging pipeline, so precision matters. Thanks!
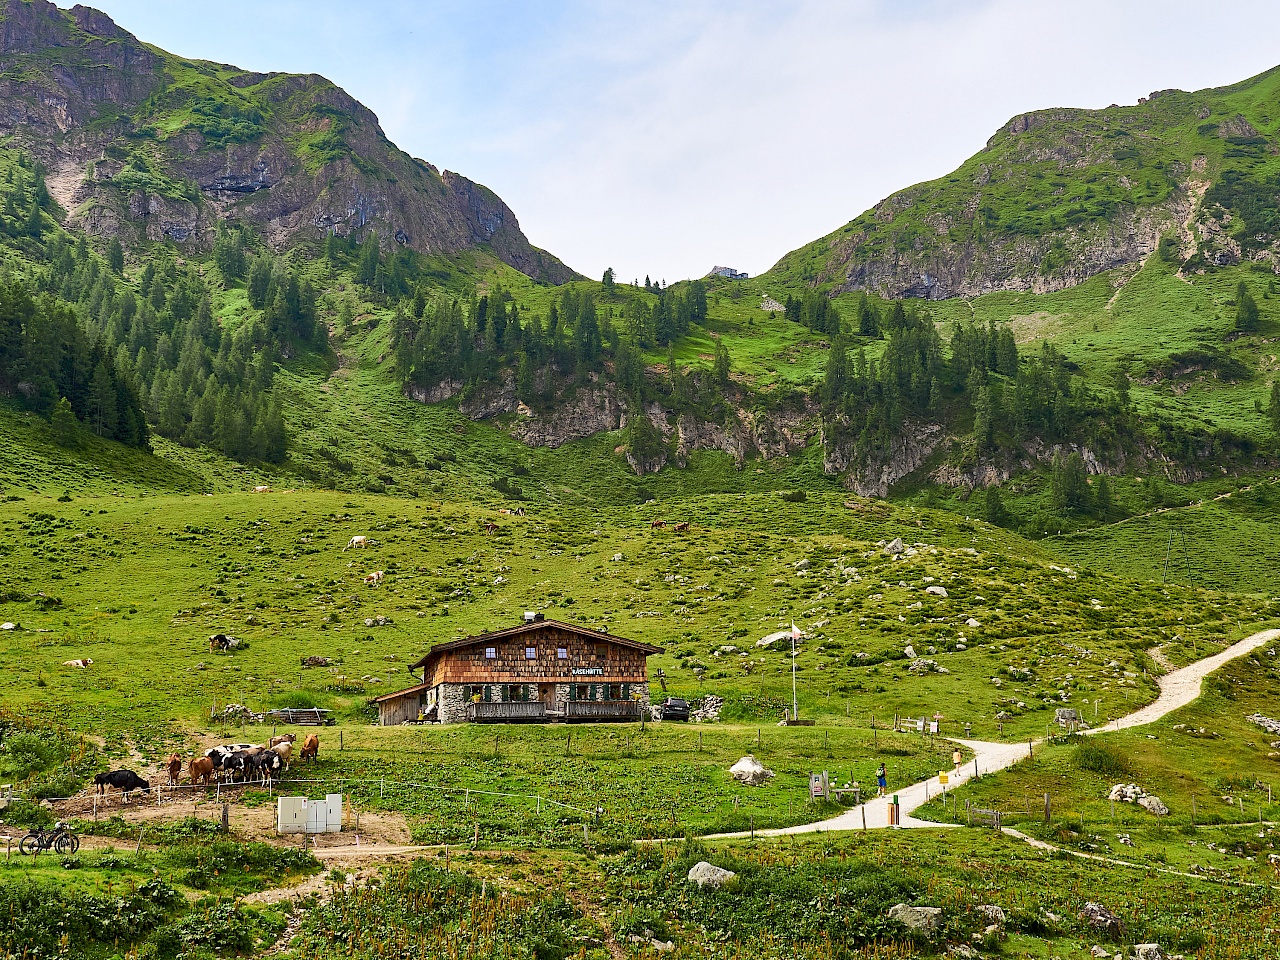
left=277, top=794, right=342, bottom=834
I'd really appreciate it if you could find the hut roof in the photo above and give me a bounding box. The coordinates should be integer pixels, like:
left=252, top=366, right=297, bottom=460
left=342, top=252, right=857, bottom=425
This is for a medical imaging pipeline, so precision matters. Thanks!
left=408, top=619, right=663, bottom=671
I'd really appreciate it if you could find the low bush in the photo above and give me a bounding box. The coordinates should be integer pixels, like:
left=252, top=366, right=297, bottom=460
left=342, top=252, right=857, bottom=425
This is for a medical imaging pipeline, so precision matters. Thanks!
left=1072, top=739, right=1130, bottom=779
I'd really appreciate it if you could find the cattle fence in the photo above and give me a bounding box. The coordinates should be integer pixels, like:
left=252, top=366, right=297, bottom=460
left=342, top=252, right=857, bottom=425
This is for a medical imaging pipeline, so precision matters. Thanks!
left=3, top=774, right=598, bottom=821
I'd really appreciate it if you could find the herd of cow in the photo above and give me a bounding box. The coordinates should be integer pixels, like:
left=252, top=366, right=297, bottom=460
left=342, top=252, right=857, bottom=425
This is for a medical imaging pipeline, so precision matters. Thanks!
left=90, top=734, right=320, bottom=801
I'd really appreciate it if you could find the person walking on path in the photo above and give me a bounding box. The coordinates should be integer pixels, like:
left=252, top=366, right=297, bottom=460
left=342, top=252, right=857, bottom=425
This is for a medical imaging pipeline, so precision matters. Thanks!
left=876, top=762, right=887, bottom=797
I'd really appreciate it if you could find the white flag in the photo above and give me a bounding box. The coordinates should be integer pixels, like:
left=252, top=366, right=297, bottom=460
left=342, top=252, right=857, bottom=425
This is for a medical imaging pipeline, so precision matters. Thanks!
left=791, top=622, right=802, bottom=640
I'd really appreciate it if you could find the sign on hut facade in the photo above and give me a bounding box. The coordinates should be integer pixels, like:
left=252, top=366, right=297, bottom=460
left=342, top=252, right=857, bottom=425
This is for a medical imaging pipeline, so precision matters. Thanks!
left=373, top=615, right=663, bottom=725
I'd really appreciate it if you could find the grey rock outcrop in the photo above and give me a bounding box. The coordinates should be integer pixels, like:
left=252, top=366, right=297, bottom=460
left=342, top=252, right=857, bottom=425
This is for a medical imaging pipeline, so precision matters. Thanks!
left=887, top=904, right=943, bottom=936
left=1079, top=901, right=1124, bottom=938
left=729, top=755, right=774, bottom=786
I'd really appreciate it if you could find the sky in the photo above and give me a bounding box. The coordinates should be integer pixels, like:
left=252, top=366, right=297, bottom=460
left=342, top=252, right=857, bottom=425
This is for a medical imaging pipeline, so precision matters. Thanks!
left=79, top=1, right=1280, bottom=283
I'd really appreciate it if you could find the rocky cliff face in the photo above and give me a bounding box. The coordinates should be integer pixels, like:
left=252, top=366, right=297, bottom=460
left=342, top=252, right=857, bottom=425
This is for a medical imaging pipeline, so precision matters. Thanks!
left=0, top=0, right=576, bottom=283
left=406, top=377, right=819, bottom=474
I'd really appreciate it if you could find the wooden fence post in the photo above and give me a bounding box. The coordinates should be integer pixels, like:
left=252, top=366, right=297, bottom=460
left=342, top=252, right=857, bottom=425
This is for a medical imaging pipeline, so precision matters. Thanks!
left=1044, top=793, right=1051, bottom=824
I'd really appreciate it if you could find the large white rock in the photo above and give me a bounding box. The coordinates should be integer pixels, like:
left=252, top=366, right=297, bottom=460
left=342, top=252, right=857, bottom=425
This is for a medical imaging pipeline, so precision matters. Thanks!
left=885, top=538, right=906, bottom=556
left=926, top=585, right=948, bottom=597
left=1137, top=794, right=1169, bottom=817
left=729, top=754, right=775, bottom=786
left=966, top=618, right=982, bottom=628
left=887, top=904, right=943, bottom=936
left=903, top=645, right=917, bottom=658
left=687, top=861, right=736, bottom=888
left=757, top=630, right=790, bottom=648
left=1133, top=945, right=1166, bottom=960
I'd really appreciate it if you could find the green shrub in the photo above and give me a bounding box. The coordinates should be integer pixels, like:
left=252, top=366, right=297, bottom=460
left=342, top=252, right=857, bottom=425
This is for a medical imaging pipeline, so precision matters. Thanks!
left=1072, top=739, right=1130, bottom=779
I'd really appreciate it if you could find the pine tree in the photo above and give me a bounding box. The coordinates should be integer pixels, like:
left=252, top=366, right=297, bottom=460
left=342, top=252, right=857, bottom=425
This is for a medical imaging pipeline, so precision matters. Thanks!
left=983, top=486, right=1005, bottom=525
left=107, top=238, right=125, bottom=275
left=714, top=338, right=731, bottom=388
left=1095, top=474, right=1114, bottom=518
left=601, top=267, right=615, bottom=295
left=1269, top=381, right=1280, bottom=438
left=88, top=360, right=117, bottom=438
left=50, top=396, right=80, bottom=448
left=1236, top=280, right=1259, bottom=331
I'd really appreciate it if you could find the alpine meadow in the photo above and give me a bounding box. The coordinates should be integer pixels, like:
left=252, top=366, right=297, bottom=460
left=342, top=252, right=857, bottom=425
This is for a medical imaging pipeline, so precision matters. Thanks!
left=1, top=2, right=1280, bottom=959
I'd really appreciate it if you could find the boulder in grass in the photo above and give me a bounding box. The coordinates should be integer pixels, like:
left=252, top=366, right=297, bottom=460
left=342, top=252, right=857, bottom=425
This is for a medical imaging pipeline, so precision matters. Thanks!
left=885, top=538, right=906, bottom=556
left=1078, top=902, right=1124, bottom=938
left=1133, top=946, right=1166, bottom=960
left=925, top=585, right=948, bottom=598
left=887, top=904, right=943, bottom=936
left=687, top=861, right=736, bottom=888
left=975, top=904, right=1005, bottom=926
left=729, top=754, right=774, bottom=786
left=1137, top=794, right=1169, bottom=817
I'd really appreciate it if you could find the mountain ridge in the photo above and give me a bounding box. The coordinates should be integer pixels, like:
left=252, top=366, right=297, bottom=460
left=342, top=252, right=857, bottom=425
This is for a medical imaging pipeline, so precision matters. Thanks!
left=767, top=65, right=1280, bottom=301
left=0, top=0, right=577, bottom=283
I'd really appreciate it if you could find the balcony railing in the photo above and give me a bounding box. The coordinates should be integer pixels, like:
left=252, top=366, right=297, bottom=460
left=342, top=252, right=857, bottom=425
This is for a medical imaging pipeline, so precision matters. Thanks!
left=565, top=700, right=642, bottom=721
left=466, top=701, right=547, bottom=722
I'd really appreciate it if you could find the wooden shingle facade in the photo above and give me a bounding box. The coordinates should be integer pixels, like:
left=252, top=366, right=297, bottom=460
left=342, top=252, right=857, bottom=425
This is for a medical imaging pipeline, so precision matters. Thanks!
left=373, top=616, right=663, bottom=725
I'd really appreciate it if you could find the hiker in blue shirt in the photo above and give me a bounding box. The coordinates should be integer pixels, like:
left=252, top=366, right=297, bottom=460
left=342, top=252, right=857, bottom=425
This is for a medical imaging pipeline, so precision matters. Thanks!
left=876, top=762, right=888, bottom=797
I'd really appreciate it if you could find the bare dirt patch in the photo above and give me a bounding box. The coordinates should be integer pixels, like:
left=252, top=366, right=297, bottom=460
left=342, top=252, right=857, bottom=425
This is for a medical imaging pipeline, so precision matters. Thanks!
left=1007, top=311, right=1069, bottom=344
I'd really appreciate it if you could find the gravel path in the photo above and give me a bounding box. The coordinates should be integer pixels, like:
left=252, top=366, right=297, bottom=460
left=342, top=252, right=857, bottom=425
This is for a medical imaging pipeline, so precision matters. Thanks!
left=706, top=628, right=1279, bottom=838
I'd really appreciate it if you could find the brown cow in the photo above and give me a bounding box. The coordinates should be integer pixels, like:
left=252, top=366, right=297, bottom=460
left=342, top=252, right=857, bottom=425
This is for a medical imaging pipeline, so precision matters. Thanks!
left=673, top=521, right=690, bottom=533
left=484, top=522, right=498, bottom=534
left=166, top=754, right=183, bottom=786
left=268, top=733, right=296, bottom=748
left=300, top=734, right=319, bottom=762
left=651, top=520, right=666, bottom=529
left=188, top=756, right=214, bottom=785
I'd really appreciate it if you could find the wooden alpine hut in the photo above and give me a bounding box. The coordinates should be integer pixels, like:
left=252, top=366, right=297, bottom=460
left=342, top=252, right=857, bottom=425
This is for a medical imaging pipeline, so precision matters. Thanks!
left=373, top=613, right=664, bottom=725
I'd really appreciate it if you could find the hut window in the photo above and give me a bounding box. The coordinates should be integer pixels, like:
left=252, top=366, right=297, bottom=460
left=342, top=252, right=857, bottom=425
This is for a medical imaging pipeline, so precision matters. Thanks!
left=525, top=646, right=537, bottom=660
left=503, top=684, right=530, bottom=702
left=485, top=647, right=496, bottom=659
left=594, top=643, right=607, bottom=657
left=573, top=684, right=592, bottom=701
left=609, top=684, right=622, bottom=700
left=557, top=647, right=568, bottom=660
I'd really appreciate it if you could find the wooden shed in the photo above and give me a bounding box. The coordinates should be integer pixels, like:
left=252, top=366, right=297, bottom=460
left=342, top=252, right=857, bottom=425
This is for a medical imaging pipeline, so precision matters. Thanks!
left=375, top=615, right=663, bottom=725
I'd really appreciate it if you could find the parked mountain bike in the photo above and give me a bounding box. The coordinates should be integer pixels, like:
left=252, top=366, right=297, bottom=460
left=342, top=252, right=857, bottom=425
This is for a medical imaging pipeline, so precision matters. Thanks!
left=18, top=821, right=78, bottom=855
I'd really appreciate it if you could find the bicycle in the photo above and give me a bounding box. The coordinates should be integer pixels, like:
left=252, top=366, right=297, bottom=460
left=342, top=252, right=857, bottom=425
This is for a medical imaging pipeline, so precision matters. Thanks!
left=18, top=822, right=79, bottom=855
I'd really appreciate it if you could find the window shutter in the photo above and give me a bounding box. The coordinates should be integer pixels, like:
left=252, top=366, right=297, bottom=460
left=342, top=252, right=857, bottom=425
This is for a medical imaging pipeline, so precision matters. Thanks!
left=483, top=685, right=492, bottom=703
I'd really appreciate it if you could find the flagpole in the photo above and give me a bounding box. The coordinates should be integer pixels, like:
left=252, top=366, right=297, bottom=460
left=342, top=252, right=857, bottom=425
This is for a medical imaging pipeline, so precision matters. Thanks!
left=791, top=623, right=798, bottom=722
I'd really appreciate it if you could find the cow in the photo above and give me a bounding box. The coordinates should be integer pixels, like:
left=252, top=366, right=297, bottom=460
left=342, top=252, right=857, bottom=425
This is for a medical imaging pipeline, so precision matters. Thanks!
left=268, top=733, right=296, bottom=749
left=271, top=740, right=294, bottom=772
left=208, top=634, right=239, bottom=652
left=673, top=521, right=690, bottom=533
left=62, top=658, right=93, bottom=668
left=364, top=571, right=385, bottom=586
left=484, top=522, right=498, bottom=534
left=651, top=520, right=666, bottom=529
left=188, top=756, right=214, bottom=786
left=299, top=734, right=319, bottom=762
left=205, top=744, right=256, bottom=779
left=248, top=750, right=282, bottom=785
left=166, top=754, right=183, bottom=786
left=226, top=748, right=265, bottom=783
left=343, top=536, right=369, bottom=551
left=94, top=770, right=149, bottom=800
left=513, top=507, right=525, bottom=517
left=252, top=485, right=273, bottom=493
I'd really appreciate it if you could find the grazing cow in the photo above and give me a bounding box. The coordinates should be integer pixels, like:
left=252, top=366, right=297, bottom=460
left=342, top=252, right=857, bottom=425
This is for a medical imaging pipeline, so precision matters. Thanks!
left=513, top=506, right=525, bottom=517
left=188, top=756, right=214, bottom=785
left=364, top=570, right=385, bottom=586
left=498, top=508, right=512, bottom=516
left=208, top=634, right=239, bottom=652
left=205, top=744, right=256, bottom=779
left=651, top=520, right=666, bottom=529
left=252, top=485, right=273, bottom=493
left=299, top=734, right=319, bottom=762
left=62, top=658, right=93, bottom=668
left=166, top=754, right=183, bottom=786
left=226, top=747, right=265, bottom=783
left=94, top=770, right=149, bottom=800
left=251, top=750, right=283, bottom=784
left=343, top=536, right=369, bottom=551
left=268, top=733, right=296, bottom=749
left=271, top=740, right=294, bottom=771
left=484, top=522, right=498, bottom=534
left=673, top=521, right=690, bottom=533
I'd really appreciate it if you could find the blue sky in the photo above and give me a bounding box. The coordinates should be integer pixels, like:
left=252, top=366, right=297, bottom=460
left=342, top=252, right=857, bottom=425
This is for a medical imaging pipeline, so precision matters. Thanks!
left=81, top=1, right=1280, bottom=282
